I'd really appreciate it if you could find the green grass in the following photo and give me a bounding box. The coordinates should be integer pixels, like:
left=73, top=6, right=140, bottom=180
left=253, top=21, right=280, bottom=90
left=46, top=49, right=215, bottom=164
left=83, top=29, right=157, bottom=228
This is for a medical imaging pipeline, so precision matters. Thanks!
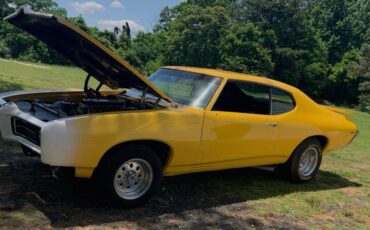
left=0, top=58, right=87, bottom=91
left=0, top=59, right=90, bottom=153
left=0, top=59, right=369, bottom=229
left=239, top=111, right=369, bottom=228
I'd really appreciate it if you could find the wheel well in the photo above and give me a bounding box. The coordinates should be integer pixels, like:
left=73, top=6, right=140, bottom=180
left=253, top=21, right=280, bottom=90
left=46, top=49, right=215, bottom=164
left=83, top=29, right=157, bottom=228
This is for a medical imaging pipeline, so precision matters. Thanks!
left=94, top=140, right=171, bottom=176
left=285, top=135, right=328, bottom=164
left=311, top=135, right=328, bottom=149
left=296, top=135, right=328, bottom=151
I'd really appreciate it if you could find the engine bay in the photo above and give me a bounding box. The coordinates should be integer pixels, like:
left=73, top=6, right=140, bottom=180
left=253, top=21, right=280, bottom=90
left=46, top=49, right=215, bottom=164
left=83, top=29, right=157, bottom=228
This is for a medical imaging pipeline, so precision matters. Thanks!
left=10, top=74, right=169, bottom=122
left=14, top=93, right=165, bottom=122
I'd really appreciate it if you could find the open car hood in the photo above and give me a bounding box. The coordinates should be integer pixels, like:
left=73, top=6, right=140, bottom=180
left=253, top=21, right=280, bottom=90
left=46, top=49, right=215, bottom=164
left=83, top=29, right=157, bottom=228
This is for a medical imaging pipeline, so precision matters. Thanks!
left=4, top=6, right=173, bottom=103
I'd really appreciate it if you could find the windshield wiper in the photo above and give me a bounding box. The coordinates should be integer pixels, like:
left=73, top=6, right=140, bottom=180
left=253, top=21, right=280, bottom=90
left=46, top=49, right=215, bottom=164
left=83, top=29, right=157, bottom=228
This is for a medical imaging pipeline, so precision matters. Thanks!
left=170, top=97, right=188, bottom=105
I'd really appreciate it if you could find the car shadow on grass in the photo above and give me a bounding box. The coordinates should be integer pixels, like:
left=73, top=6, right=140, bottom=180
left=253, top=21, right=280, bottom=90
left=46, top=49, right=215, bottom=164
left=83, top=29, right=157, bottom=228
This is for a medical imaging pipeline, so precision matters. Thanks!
left=0, top=151, right=362, bottom=229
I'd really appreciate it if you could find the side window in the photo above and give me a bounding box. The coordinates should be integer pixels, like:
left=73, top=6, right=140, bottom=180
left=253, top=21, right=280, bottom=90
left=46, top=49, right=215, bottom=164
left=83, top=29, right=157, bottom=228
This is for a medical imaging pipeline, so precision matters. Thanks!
left=271, top=88, right=295, bottom=115
left=213, top=80, right=270, bottom=115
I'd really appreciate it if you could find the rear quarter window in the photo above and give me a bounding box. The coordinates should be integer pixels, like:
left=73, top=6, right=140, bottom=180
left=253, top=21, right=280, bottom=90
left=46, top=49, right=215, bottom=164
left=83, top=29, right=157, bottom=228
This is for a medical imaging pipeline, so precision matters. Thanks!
left=271, top=88, right=295, bottom=115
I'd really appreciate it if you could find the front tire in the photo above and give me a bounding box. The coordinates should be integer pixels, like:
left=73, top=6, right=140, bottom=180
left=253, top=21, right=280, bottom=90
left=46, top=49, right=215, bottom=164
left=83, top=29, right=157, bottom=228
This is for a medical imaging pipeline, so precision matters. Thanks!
left=286, top=139, right=322, bottom=183
left=96, top=145, right=162, bottom=207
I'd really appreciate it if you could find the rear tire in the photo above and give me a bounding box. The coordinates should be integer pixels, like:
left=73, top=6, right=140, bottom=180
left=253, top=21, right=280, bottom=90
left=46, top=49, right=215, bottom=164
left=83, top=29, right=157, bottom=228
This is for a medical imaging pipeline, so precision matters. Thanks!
left=285, top=139, right=322, bottom=183
left=96, top=145, right=162, bottom=208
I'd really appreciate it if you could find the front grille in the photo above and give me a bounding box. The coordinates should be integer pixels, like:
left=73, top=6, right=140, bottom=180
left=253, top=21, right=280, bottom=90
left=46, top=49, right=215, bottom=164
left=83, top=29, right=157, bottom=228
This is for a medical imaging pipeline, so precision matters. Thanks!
left=12, top=117, right=41, bottom=146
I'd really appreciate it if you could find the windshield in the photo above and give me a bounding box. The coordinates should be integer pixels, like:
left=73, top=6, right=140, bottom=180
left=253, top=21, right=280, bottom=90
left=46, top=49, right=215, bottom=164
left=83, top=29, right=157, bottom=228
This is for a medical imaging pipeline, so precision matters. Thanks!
left=148, top=69, right=222, bottom=108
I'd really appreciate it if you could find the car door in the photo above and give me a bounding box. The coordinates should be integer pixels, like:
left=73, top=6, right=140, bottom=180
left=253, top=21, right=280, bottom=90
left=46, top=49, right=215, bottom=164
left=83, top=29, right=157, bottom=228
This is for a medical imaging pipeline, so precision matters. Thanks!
left=198, top=80, right=278, bottom=165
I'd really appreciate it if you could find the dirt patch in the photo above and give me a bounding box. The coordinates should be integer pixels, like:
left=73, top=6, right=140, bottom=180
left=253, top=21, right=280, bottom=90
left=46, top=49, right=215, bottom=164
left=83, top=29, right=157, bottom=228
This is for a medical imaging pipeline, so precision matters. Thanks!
left=0, top=150, right=360, bottom=229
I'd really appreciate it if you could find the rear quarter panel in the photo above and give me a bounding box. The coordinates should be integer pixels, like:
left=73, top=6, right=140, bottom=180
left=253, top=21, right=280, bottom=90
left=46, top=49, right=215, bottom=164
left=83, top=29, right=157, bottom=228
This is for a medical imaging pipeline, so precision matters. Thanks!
left=273, top=85, right=357, bottom=157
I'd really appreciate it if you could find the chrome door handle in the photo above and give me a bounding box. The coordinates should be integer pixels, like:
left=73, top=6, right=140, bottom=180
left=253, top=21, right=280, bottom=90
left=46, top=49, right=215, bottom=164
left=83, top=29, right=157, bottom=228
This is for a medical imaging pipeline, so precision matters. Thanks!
left=266, top=122, right=278, bottom=127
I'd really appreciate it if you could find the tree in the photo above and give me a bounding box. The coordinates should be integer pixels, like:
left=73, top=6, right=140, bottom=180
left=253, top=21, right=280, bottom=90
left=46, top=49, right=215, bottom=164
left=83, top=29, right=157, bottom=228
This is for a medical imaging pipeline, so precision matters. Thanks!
left=325, top=50, right=361, bottom=105
left=309, top=0, right=370, bottom=63
left=122, top=22, right=131, bottom=39
left=0, top=0, right=369, bottom=107
left=0, top=40, right=10, bottom=58
left=227, top=0, right=330, bottom=99
left=114, top=26, right=121, bottom=36
left=162, top=5, right=229, bottom=67
left=348, top=44, right=370, bottom=112
left=0, top=0, right=68, bottom=64
left=69, top=15, right=90, bottom=33
left=130, top=32, right=167, bottom=75
left=219, top=23, right=274, bottom=76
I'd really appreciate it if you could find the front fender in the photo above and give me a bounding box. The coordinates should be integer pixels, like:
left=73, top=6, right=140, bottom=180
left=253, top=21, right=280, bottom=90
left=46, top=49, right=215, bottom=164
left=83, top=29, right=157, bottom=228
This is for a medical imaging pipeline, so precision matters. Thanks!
left=40, top=107, right=205, bottom=177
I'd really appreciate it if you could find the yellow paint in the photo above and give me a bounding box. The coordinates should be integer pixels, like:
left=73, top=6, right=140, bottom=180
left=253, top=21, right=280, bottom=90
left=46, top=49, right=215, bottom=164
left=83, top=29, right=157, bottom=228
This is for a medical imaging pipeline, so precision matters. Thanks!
left=75, top=167, right=94, bottom=178
left=37, top=67, right=357, bottom=178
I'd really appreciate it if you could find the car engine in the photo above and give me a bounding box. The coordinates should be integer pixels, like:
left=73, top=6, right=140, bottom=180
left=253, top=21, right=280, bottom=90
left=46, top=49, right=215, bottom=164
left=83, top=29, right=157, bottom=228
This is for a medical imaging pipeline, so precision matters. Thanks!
left=11, top=74, right=168, bottom=122
left=14, top=92, right=164, bottom=122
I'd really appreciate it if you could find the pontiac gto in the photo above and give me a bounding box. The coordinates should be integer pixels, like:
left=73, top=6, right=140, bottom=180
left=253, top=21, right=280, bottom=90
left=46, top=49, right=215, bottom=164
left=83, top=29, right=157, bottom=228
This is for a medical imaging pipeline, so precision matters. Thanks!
left=0, top=7, right=358, bottom=207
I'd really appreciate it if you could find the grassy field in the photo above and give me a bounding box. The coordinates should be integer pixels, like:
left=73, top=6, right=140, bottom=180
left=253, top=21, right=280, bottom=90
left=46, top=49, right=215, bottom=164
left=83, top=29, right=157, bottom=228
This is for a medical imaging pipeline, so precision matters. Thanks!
left=252, top=111, right=370, bottom=228
left=0, top=59, right=369, bottom=229
left=0, top=59, right=85, bottom=153
left=0, top=58, right=87, bottom=91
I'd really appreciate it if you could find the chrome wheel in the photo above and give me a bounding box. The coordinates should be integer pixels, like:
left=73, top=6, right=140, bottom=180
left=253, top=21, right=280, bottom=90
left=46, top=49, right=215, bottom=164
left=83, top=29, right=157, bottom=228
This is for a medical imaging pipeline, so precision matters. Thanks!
left=298, top=146, right=319, bottom=178
left=114, top=158, right=153, bottom=200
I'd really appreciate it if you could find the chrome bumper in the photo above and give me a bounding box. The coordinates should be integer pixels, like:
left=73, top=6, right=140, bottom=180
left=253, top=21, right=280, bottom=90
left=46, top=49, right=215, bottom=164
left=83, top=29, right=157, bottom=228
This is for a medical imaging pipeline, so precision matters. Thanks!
left=348, top=130, right=359, bottom=146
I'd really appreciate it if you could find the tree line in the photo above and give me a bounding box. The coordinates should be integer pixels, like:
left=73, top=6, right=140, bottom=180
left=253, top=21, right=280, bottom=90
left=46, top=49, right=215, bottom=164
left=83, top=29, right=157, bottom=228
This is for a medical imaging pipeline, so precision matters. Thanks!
left=0, top=0, right=369, bottom=112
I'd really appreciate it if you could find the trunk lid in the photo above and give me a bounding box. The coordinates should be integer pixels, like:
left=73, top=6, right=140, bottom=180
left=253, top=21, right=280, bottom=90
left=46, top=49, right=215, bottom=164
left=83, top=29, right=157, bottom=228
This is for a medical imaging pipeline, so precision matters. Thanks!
left=320, top=105, right=354, bottom=115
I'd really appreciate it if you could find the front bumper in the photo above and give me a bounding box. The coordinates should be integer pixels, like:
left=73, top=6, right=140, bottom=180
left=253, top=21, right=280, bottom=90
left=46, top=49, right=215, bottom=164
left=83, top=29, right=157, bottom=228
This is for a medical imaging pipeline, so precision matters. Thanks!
left=0, top=102, right=45, bottom=154
left=0, top=89, right=85, bottom=155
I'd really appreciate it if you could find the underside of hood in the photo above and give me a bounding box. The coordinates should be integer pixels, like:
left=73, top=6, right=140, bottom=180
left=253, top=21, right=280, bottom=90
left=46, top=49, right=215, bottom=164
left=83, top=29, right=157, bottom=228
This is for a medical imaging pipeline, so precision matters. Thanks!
left=4, top=6, right=172, bottom=102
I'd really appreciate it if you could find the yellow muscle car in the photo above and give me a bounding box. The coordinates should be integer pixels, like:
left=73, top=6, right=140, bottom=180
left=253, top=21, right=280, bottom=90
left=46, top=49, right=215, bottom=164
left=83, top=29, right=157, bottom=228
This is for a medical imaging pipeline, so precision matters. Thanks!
left=0, top=7, right=358, bottom=207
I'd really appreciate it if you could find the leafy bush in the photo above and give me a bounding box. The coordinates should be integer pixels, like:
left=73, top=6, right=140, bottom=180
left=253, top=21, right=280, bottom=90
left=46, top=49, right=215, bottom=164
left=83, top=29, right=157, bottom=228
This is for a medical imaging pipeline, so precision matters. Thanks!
left=0, top=40, right=10, bottom=58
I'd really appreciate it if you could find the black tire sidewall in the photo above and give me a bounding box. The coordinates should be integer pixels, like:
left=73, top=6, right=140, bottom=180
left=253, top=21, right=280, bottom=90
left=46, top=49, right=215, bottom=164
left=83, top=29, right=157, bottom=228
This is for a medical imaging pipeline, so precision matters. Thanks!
left=97, top=145, right=162, bottom=208
left=289, top=139, right=322, bottom=183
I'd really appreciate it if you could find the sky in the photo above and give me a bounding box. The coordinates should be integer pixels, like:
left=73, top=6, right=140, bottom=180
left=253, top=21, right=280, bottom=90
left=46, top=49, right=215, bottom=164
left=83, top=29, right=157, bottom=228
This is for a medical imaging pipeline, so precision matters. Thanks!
left=55, top=0, right=183, bottom=35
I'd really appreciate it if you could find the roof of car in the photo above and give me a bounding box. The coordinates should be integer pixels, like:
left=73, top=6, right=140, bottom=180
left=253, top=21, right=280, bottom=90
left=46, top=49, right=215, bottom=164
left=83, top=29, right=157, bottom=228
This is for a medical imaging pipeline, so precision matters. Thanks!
left=163, top=66, right=297, bottom=93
